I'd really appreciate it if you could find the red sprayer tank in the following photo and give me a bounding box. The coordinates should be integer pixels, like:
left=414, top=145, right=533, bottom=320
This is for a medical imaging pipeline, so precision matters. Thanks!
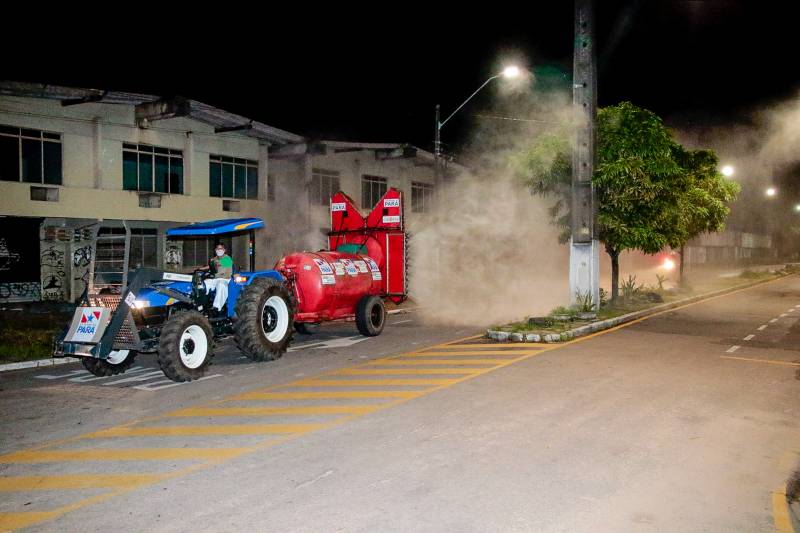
left=275, top=188, right=407, bottom=324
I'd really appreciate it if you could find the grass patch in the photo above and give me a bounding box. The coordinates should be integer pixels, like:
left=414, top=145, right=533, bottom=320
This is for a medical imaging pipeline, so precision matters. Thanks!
left=0, top=308, right=73, bottom=363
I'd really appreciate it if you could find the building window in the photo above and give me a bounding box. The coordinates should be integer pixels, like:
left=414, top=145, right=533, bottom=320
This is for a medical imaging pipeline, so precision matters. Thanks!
left=0, top=126, right=62, bottom=184
left=362, top=175, right=387, bottom=208
left=209, top=155, right=258, bottom=200
left=180, top=237, right=232, bottom=269
left=123, top=143, right=183, bottom=194
left=411, top=182, right=434, bottom=213
left=310, top=168, right=340, bottom=206
left=129, top=228, right=158, bottom=269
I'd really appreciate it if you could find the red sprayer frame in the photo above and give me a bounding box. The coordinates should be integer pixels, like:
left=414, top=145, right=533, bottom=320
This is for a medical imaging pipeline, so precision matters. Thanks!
left=328, top=188, right=407, bottom=304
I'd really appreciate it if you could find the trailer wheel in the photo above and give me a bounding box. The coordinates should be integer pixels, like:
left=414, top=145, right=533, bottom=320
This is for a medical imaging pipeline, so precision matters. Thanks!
left=157, top=310, right=214, bottom=382
left=81, top=350, right=136, bottom=377
left=234, top=278, right=294, bottom=361
left=356, top=295, right=386, bottom=337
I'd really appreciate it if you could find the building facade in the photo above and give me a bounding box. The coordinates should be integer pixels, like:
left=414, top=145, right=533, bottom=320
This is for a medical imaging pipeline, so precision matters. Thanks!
left=0, top=83, right=438, bottom=303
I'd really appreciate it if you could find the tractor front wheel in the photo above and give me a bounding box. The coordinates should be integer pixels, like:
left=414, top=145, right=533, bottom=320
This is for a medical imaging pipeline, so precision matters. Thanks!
left=234, top=278, right=294, bottom=361
left=157, top=310, right=214, bottom=382
left=355, top=295, right=386, bottom=337
left=82, top=349, right=136, bottom=377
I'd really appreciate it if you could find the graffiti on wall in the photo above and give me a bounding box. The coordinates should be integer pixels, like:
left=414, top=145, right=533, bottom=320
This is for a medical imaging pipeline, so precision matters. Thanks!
left=40, top=242, right=66, bottom=301
left=0, top=239, right=21, bottom=272
left=166, top=245, right=182, bottom=268
left=73, top=245, right=92, bottom=267
left=0, top=282, right=41, bottom=300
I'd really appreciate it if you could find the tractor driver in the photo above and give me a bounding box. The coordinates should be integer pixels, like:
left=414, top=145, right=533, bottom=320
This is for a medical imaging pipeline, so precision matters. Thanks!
left=202, top=243, right=233, bottom=311
left=209, top=243, right=233, bottom=279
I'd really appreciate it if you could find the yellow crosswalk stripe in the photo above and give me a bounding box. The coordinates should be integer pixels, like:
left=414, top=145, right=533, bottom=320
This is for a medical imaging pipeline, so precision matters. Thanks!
left=168, top=405, right=380, bottom=417
left=230, top=391, right=421, bottom=400
left=0, top=473, right=162, bottom=491
left=85, top=424, right=322, bottom=438
left=368, top=358, right=511, bottom=366
left=0, top=448, right=252, bottom=464
left=291, top=378, right=457, bottom=387
left=0, top=511, right=61, bottom=530
left=333, top=368, right=479, bottom=376
left=431, top=344, right=542, bottom=350
left=403, top=351, right=535, bottom=357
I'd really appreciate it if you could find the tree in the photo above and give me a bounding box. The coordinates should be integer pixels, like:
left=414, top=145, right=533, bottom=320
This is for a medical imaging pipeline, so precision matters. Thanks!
left=668, top=147, right=740, bottom=282
left=520, top=101, right=736, bottom=302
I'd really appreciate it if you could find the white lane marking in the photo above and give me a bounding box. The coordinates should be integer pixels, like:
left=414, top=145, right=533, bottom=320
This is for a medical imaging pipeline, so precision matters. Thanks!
left=391, top=320, right=413, bottom=325
left=35, top=369, right=87, bottom=380
left=289, top=336, right=371, bottom=352
left=727, top=345, right=741, bottom=353
left=743, top=335, right=755, bottom=341
left=104, top=370, right=165, bottom=386
left=133, top=373, right=223, bottom=391
left=757, top=325, right=767, bottom=331
left=0, top=357, right=80, bottom=373
left=770, top=318, right=779, bottom=323
left=68, top=366, right=150, bottom=383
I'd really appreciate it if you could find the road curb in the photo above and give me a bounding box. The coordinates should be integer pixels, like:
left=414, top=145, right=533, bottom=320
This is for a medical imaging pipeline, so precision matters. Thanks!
left=773, top=484, right=799, bottom=533
left=486, top=273, right=795, bottom=343
left=0, top=356, right=80, bottom=373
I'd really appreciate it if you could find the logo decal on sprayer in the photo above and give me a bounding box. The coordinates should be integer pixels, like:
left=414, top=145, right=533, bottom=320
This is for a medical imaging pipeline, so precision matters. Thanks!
left=383, top=198, right=400, bottom=208
left=312, top=258, right=334, bottom=275
left=331, top=202, right=346, bottom=212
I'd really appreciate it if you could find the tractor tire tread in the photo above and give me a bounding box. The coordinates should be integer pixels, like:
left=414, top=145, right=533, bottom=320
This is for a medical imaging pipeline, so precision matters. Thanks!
left=233, top=277, right=295, bottom=362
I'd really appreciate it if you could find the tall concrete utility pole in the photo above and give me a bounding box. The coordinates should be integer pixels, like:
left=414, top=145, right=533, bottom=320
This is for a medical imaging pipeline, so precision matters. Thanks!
left=570, top=0, right=600, bottom=308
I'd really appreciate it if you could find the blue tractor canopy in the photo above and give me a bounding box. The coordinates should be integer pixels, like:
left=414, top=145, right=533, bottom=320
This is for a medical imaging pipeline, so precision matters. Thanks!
left=167, top=217, right=264, bottom=271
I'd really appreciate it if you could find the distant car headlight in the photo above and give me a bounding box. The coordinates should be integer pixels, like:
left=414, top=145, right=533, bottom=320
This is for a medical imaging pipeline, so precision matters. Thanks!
left=234, top=275, right=248, bottom=284
left=133, top=300, right=150, bottom=309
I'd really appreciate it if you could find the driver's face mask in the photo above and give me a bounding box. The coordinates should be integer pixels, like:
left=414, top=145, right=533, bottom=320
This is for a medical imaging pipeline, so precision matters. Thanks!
left=215, top=249, right=225, bottom=257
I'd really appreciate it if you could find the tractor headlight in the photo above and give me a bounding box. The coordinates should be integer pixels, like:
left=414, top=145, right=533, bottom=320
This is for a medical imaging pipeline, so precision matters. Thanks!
left=133, top=300, right=150, bottom=309
left=234, top=275, right=248, bottom=284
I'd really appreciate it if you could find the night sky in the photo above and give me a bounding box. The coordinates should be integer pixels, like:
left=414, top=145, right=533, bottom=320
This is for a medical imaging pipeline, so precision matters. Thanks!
left=3, top=2, right=798, bottom=152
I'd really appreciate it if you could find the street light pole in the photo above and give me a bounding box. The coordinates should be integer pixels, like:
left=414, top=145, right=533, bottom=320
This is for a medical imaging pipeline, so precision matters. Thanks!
left=570, top=0, right=600, bottom=309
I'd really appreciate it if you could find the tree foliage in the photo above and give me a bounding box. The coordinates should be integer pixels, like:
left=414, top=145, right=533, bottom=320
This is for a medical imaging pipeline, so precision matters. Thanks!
left=519, top=101, right=739, bottom=301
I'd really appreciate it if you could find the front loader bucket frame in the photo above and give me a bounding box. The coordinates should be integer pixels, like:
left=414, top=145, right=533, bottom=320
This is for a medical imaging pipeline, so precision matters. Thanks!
left=57, top=268, right=166, bottom=360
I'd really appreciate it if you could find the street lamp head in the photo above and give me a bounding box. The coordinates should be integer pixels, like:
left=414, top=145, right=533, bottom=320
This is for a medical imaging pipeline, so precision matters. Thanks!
left=721, top=165, right=734, bottom=177
left=794, top=204, right=800, bottom=213
left=502, top=65, right=521, bottom=79
left=766, top=187, right=777, bottom=197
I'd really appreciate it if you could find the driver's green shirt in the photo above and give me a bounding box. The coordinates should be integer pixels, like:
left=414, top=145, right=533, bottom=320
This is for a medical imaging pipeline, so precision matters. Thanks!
left=211, top=254, right=233, bottom=279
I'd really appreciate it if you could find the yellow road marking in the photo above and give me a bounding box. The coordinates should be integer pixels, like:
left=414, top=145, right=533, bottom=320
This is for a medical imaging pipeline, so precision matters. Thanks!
left=720, top=355, right=800, bottom=367
left=367, top=358, right=509, bottom=366
left=0, top=448, right=252, bottom=463
left=772, top=488, right=794, bottom=533
left=332, top=368, right=479, bottom=376
left=402, top=351, right=535, bottom=357
left=168, top=406, right=380, bottom=417
left=426, top=344, right=543, bottom=350
left=291, top=378, right=457, bottom=387
left=0, top=511, right=61, bottom=531
left=85, top=424, right=322, bottom=438
left=230, top=390, right=422, bottom=401
left=0, top=474, right=162, bottom=491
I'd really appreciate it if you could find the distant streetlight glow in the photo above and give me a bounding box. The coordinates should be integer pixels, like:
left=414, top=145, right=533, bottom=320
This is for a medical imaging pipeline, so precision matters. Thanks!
left=661, top=258, right=676, bottom=271
left=794, top=204, right=800, bottom=213
left=502, top=65, right=521, bottom=79
left=721, top=165, right=734, bottom=177
left=766, top=187, right=777, bottom=197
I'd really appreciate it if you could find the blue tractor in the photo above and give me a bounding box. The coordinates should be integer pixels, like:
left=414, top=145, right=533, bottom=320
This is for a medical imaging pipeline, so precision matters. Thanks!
left=54, top=218, right=296, bottom=382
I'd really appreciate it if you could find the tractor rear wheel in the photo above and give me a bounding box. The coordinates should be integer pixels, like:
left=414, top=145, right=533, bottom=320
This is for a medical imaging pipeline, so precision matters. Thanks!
left=81, top=350, right=136, bottom=377
left=233, top=278, right=295, bottom=361
left=157, top=310, right=214, bottom=382
left=355, top=295, right=386, bottom=337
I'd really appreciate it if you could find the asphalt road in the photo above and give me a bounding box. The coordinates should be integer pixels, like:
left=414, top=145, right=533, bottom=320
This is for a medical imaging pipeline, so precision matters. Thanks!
left=1, top=278, right=799, bottom=532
